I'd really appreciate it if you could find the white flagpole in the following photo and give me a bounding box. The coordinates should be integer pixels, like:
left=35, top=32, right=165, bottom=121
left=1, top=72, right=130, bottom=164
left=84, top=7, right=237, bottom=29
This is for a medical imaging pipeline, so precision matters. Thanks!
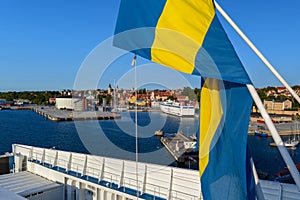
left=132, top=54, right=139, bottom=199
left=247, top=84, right=300, bottom=190
left=214, top=1, right=300, bottom=105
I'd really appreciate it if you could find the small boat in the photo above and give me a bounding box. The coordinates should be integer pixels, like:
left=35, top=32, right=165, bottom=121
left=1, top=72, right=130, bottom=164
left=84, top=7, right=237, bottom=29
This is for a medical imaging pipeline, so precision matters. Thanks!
left=0, top=107, right=11, bottom=110
left=284, top=130, right=299, bottom=147
left=154, top=130, right=164, bottom=136
left=258, top=132, right=268, bottom=137
left=254, top=125, right=268, bottom=137
left=254, top=130, right=268, bottom=137
left=284, top=139, right=299, bottom=147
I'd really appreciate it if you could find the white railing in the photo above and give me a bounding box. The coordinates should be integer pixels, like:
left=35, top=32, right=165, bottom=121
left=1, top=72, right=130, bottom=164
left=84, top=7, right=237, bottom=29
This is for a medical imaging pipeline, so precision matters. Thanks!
left=12, top=144, right=300, bottom=200
left=13, top=144, right=201, bottom=200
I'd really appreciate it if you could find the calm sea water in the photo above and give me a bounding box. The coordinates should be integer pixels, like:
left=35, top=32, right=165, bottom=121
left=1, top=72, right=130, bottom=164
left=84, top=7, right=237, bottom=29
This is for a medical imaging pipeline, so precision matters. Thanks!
left=0, top=110, right=299, bottom=178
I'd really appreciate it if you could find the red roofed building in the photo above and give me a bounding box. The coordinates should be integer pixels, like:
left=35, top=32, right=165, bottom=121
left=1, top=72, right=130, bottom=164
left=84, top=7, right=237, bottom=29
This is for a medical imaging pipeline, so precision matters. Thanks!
left=49, top=98, right=56, bottom=104
left=276, top=86, right=287, bottom=94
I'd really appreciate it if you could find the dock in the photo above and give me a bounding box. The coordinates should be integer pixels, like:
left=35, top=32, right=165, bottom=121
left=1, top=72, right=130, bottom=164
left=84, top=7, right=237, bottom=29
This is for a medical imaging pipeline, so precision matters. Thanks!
left=33, top=107, right=121, bottom=121
left=0, top=106, right=33, bottom=110
left=269, top=142, right=278, bottom=147
left=248, top=120, right=300, bottom=137
left=160, top=131, right=197, bottom=163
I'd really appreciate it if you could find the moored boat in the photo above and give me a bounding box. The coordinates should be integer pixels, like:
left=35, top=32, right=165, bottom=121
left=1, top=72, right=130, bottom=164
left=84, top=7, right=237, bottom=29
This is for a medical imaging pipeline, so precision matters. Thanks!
left=254, top=125, right=268, bottom=137
left=254, top=130, right=268, bottom=137
left=284, top=139, right=299, bottom=147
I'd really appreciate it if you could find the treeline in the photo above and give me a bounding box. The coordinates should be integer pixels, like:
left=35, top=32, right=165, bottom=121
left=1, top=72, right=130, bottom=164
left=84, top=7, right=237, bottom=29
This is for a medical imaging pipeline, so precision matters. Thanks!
left=181, top=87, right=201, bottom=102
left=0, top=91, right=60, bottom=105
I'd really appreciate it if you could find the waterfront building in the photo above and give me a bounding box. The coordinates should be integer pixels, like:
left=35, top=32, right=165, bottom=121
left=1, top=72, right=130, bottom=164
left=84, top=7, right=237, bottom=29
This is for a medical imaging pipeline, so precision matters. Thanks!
left=176, top=95, right=189, bottom=102
left=264, top=99, right=292, bottom=111
left=55, top=97, right=88, bottom=111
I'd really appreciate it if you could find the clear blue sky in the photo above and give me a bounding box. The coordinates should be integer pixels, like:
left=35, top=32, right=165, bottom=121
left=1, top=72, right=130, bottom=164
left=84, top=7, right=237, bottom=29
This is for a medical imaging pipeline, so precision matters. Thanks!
left=0, top=0, right=299, bottom=91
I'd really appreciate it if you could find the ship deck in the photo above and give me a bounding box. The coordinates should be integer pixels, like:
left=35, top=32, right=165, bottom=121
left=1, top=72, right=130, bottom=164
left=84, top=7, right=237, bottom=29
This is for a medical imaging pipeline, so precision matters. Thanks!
left=3, top=144, right=300, bottom=200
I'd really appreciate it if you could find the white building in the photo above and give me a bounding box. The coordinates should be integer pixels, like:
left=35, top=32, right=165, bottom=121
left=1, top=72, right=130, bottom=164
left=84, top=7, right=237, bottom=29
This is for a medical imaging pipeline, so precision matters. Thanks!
left=151, top=101, right=161, bottom=108
left=55, top=97, right=87, bottom=111
left=263, top=99, right=292, bottom=111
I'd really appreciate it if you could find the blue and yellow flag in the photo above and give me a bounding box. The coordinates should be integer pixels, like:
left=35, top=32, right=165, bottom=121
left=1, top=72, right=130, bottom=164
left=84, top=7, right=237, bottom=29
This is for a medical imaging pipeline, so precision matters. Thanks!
left=114, top=0, right=251, bottom=84
left=114, top=0, right=255, bottom=199
left=200, top=78, right=255, bottom=199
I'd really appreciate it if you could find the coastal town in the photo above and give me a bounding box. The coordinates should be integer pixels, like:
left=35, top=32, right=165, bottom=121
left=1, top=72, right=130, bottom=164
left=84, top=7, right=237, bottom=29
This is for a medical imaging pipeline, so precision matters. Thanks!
left=1, top=85, right=300, bottom=138
left=1, top=85, right=300, bottom=114
left=0, top=85, right=200, bottom=112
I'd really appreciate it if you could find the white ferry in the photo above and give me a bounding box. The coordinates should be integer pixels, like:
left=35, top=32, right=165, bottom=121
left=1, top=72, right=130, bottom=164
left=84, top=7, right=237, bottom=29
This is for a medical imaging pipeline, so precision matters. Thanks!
left=160, top=101, right=195, bottom=117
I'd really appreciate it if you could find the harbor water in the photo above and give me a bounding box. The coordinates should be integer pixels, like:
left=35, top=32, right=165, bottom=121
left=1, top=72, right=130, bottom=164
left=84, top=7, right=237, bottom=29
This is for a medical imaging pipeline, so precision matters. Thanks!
left=0, top=110, right=299, bottom=179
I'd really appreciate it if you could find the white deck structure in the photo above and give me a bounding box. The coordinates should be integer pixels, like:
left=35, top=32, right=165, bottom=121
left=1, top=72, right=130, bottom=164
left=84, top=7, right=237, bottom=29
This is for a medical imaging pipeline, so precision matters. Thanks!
left=5, top=144, right=300, bottom=200
left=0, top=187, right=26, bottom=200
left=0, top=171, right=62, bottom=200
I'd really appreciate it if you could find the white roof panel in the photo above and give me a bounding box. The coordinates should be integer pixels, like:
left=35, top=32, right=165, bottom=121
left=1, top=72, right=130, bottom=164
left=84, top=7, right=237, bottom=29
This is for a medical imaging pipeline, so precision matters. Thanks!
left=0, top=187, right=26, bottom=200
left=0, top=171, right=61, bottom=197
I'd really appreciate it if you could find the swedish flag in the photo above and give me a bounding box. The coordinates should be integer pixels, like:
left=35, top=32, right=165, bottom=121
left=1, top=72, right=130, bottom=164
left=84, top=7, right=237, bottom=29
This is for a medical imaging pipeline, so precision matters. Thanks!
left=114, top=0, right=251, bottom=84
left=200, top=78, right=255, bottom=199
left=114, top=0, right=255, bottom=199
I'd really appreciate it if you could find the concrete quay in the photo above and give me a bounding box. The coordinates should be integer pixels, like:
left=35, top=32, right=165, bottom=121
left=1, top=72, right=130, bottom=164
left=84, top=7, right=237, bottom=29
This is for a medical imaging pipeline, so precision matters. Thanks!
left=33, top=106, right=121, bottom=121
left=248, top=120, right=300, bottom=137
left=160, top=131, right=197, bottom=163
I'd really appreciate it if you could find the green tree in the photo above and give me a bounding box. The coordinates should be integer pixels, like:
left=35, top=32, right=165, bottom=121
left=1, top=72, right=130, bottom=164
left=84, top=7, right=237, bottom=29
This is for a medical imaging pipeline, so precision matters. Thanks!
left=106, top=95, right=112, bottom=106
left=167, top=96, right=177, bottom=101
left=194, top=88, right=201, bottom=102
left=277, top=95, right=287, bottom=101
left=265, top=86, right=277, bottom=93
left=138, top=88, right=147, bottom=94
left=0, top=91, right=60, bottom=105
left=257, top=89, right=267, bottom=100
left=182, top=87, right=196, bottom=101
